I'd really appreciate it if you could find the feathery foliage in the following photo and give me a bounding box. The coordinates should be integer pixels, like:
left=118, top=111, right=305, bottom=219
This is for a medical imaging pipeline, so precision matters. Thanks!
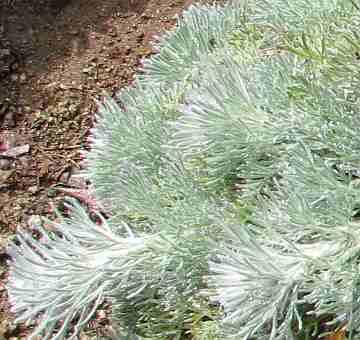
left=7, top=0, right=360, bottom=339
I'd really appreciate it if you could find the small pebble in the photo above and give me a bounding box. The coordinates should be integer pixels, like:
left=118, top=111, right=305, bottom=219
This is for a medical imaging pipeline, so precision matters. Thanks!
left=28, top=185, right=39, bottom=194
left=10, top=74, right=18, bottom=82
left=19, top=73, right=26, bottom=83
left=0, top=158, right=12, bottom=170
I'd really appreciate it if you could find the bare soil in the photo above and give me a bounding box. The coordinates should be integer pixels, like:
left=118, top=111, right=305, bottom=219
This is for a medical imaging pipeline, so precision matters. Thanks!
left=0, top=0, right=194, bottom=337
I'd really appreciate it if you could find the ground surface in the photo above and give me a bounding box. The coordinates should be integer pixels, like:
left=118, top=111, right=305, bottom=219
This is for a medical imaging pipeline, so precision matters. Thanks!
left=0, top=0, right=193, bottom=337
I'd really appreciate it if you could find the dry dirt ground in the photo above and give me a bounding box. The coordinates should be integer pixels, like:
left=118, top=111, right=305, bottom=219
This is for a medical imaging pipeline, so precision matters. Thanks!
left=0, top=0, right=194, bottom=337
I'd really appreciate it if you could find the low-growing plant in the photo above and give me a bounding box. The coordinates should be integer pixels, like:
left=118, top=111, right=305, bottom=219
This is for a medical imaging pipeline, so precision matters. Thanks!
left=7, top=0, right=360, bottom=339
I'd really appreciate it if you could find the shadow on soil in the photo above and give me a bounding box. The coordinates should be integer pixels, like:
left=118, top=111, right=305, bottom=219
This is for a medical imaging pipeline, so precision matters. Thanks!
left=0, top=0, right=149, bottom=75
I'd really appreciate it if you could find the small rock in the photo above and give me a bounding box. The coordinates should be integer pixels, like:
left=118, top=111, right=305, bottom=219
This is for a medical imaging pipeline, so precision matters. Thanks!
left=0, top=158, right=12, bottom=170
left=0, top=140, right=9, bottom=152
left=10, top=74, right=18, bottom=82
left=1, top=144, right=30, bottom=158
left=19, top=73, right=26, bottom=83
left=28, top=185, right=39, bottom=194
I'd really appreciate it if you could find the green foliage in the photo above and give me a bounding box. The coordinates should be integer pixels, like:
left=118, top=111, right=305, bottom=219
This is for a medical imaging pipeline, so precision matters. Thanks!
left=6, top=0, right=360, bottom=339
